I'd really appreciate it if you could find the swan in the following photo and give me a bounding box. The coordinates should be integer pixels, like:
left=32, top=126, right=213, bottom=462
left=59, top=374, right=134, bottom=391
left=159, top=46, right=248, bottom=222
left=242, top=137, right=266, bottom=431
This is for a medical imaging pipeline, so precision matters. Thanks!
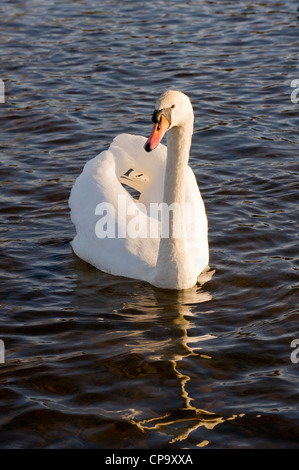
left=69, top=90, right=209, bottom=289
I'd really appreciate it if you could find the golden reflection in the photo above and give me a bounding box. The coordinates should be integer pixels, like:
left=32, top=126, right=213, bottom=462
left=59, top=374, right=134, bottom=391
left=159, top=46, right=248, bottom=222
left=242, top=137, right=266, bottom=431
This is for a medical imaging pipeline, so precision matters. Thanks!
left=121, top=270, right=244, bottom=445
left=72, top=263, right=245, bottom=446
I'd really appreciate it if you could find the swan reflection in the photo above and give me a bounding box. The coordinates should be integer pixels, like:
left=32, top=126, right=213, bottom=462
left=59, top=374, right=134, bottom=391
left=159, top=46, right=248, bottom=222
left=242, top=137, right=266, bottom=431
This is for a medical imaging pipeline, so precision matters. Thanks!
left=72, top=263, right=244, bottom=447
left=114, top=270, right=242, bottom=445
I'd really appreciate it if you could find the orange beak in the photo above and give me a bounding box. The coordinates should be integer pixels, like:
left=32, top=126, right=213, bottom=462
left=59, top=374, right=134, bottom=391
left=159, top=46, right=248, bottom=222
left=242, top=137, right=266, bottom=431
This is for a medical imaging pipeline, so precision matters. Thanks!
left=144, top=114, right=170, bottom=152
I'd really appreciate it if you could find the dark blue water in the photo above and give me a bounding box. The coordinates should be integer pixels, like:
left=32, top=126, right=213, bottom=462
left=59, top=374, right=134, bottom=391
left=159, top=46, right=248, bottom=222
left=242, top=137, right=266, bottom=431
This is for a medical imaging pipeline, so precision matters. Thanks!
left=0, top=0, right=299, bottom=448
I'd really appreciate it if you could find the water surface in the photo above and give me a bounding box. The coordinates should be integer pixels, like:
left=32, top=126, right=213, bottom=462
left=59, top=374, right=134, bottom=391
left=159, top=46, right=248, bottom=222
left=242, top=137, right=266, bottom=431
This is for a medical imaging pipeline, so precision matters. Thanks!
left=0, top=0, right=299, bottom=448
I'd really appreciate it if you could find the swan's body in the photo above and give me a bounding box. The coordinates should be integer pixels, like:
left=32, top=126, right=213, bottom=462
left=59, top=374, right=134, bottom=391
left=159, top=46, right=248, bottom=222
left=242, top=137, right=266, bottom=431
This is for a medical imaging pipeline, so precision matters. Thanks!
left=69, top=91, right=209, bottom=289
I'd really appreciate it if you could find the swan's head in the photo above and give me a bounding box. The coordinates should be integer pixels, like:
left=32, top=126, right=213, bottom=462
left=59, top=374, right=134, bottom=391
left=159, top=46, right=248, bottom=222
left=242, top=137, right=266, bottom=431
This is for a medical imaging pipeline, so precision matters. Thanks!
left=144, top=90, right=194, bottom=152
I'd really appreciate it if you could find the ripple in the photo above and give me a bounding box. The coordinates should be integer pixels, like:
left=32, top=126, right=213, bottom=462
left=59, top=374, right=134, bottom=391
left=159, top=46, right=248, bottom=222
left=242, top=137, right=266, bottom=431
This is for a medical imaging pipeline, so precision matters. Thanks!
left=0, top=0, right=298, bottom=449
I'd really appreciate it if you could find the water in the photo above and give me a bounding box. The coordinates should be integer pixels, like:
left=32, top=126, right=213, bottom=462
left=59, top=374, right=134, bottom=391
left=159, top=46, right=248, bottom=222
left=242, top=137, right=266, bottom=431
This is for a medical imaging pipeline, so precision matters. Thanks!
left=0, top=0, right=298, bottom=449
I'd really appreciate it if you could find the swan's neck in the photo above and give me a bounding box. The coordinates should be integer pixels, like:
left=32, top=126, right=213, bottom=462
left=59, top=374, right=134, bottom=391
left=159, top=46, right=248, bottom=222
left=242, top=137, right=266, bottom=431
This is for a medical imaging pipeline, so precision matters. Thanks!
left=164, top=124, right=192, bottom=208
left=153, top=118, right=195, bottom=289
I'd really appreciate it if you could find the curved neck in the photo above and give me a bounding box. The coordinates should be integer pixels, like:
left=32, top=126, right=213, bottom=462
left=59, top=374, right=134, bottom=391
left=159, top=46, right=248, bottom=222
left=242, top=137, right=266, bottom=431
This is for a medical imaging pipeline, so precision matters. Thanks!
left=161, top=118, right=193, bottom=243
left=163, top=122, right=193, bottom=208
left=153, top=117, right=194, bottom=289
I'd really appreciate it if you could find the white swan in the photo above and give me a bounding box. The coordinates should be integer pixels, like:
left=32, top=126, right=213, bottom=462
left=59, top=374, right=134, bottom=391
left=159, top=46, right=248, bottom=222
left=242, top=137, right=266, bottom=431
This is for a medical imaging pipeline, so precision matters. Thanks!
left=69, top=90, right=209, bottom=289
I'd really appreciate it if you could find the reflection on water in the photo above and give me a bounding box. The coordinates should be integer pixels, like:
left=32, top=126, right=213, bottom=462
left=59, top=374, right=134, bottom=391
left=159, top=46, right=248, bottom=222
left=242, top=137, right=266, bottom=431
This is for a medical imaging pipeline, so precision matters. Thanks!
left=1, top=0, right=299, bottom=449
left=119, top=272, right=243, bottom=446
left=72, top=266, right=244, bottom=447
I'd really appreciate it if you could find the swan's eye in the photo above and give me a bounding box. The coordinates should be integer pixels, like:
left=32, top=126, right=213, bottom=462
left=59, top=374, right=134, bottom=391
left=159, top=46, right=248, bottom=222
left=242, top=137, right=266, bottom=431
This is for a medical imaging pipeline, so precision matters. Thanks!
left=157, top=121, right=161, bottom=131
